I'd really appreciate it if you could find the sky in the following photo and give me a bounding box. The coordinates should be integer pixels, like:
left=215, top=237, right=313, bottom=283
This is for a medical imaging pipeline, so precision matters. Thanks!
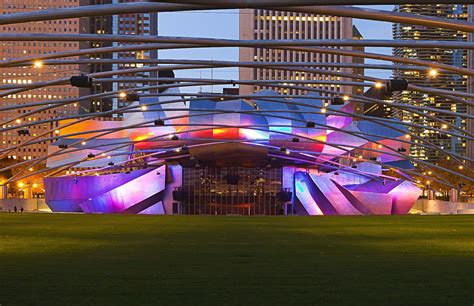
left=158, top=5, right=394, bottom=93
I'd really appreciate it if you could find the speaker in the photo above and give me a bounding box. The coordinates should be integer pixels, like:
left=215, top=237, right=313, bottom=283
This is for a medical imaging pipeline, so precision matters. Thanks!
left=158, top=70, right=176, bottom=93
left=125, top=93, right=139, bottom=102
left=276, top=190, right=292, bottom=202
left=332, top=97, right=345, bottom=105
left=154, top=119, right=165, bottom=126
left=70, top=75, right=93, bottom=88
left=387, top=79, right=408, bottom=92
left=306, top=121, right=316, bottom=128
left=225, top=174, right=239, bottom=185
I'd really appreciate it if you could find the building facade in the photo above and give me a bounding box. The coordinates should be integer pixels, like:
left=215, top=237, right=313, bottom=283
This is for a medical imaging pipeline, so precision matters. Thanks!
left=0, top=0, right=81, bottom=161
left=239, top=9, right=354, bottom=96
left=393, top=4, right=474, bottom=162
left=79, top=0, right=158, bottom=115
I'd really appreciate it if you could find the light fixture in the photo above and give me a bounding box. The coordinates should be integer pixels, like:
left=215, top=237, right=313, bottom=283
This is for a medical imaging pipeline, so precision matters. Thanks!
left=17, top=182, right=24, bottom=188
left=55, top=130, right=60, bottom=134
left=15, top=119, right=21, bottom=124
left=459, top=165, right=464, bottom=170
left=33, top=60, right=43, bottom=68
left=32, top=183, right=38, bottom=188
left=81, top=141, right=87, bottom=146
left=29, top=168, right=33, bottom=172
left=428, top=68, right=438, bottom=78
left=140, top=105, right=147, bottom=111
left=374, top=82, right=384, bottom=89
left=343, top=95, right=350, bottom=101
left=118, top=92, right=127, bottom=98
left=321, top=108, right=327, bottom=114
left=441, top=124, right=448, bottom=129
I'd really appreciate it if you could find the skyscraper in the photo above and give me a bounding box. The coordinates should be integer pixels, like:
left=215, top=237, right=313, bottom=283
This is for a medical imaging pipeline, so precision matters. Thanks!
left=79, top=0, right=158, bottom=115
left=0, top=0, right=81, bottom=161
left=239, top=9, right=354, bottom=96
left=393, top=4, right=474, bottom=162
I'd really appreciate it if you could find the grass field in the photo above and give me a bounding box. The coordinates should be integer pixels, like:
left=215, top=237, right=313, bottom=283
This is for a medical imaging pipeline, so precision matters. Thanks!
left=0, top=214, right=473, bottom=306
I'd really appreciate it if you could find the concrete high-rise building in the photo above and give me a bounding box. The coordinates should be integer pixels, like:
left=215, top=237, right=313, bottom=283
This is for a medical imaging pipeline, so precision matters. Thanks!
left=239, top=9, right=354, bottom=96
left=79, top=0, right=158, bottom=115
left=0, top=0, right=81, bottom=161
left=393, top=4, right=474, bottom=162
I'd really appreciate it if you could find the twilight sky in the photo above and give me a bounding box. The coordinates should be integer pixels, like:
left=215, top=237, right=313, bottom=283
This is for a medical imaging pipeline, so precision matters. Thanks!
left=158, top=5, right=394, bottom=93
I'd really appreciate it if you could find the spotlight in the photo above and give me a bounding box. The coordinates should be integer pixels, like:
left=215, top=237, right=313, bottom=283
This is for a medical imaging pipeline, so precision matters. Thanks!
left=140, top=105, right=147, bottom=111
left=70, top=75, right=93, bottom=88
left=459, top=165, right=464, bottom=170
left=108, top=162, right=114, bottom=166
left=321, top=108, right=327, bottom=114
left=87, top=153, right=95, bottom=158
left=170, top=135, right=179, bottom=141
left=118, top=92, right=127, bottom=99
left=291, top=137, right=300, bottom=143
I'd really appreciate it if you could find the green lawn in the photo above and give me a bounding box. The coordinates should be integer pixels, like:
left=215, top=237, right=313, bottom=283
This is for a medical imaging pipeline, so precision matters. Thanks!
left=0, top=214, right=473, bottom=306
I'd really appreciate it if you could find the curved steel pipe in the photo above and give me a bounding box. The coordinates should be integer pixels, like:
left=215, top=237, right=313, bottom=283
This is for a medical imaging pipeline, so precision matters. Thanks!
left=4, top=94, right=471, bottom=183
left=0, top=2, right=472, bottom=33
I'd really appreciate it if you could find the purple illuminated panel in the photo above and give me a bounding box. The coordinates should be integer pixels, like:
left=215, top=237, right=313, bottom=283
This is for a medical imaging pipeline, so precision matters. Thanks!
left=79, top=166, right=166, bottom=214
left=44, top=169, right=153, bottom=212
left=294, top=171, right=421, bottom=216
